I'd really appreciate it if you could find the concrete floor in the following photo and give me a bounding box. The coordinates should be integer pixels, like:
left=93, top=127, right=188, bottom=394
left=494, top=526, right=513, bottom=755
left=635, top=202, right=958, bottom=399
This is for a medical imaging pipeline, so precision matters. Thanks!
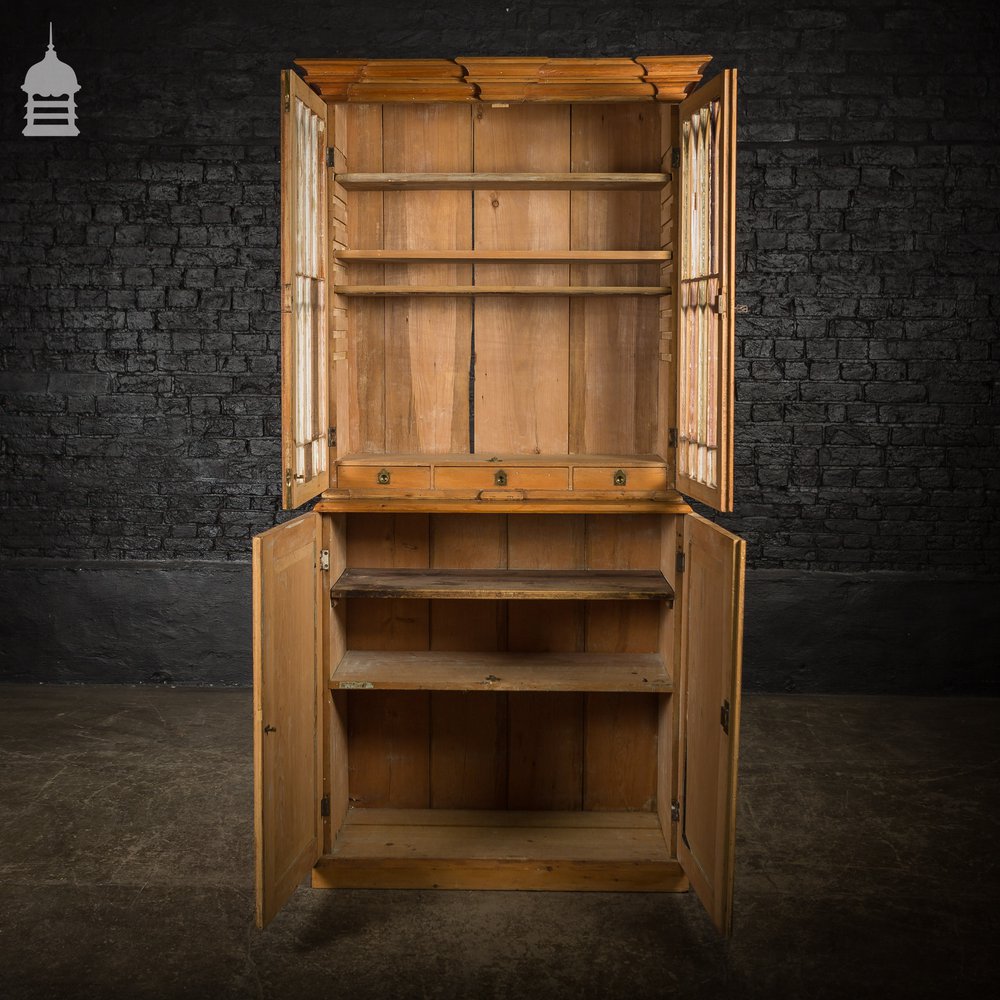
left=0, top=687, right=997, bottom=1000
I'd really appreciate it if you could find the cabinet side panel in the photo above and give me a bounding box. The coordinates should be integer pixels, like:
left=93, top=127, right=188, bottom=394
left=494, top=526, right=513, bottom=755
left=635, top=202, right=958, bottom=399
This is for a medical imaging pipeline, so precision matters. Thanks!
left=344, top=104, right=386, bottom=454
left=506, top=516, right=585, bottom=810
left=429, top=515, right=509, bottom=808
left=346, top=514, right=431, bottom=807
left=383, top=105, right=473, bottom=453
left=583, top=514, right=661, bottom=810
left=473, top=105, right=570, bottom=454
left=569, top=104, right=660, bottom=455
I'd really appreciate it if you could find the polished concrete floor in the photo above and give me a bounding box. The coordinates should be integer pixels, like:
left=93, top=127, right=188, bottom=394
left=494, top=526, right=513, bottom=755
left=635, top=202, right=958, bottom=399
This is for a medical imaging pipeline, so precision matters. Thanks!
left=0, top=686, right=997, bottom=1000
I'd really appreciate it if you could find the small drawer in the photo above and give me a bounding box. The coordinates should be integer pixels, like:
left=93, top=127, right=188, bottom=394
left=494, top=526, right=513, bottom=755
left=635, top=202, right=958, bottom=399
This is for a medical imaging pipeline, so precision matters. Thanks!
left=338, top=464, right=431, bottom=489
left=573, top=466, right=668, bottom=491
left=435, top=466, right=569, bottom=491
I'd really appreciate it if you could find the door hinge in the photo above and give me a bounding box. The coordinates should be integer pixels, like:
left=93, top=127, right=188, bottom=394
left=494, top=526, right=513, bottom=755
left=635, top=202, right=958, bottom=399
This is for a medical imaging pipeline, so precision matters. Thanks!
left=326, top=147, right=335, bottom=169
left=283, top=75, right=290, bottom=113
left=671, top=147, right=680, bottom=169
left=285, top=468, right=292, bottom=507
left=714, top=291, right=728, bottom=316
left=319, top=549, right=330, bottom=572
left=670, top=800, right=680, bottom=822
left=320, top=795, right=330, bottom=818
left=676, top=551, right=685, bottom=574
left=721, top=699, right=731, bottom=736
left=328, top=426, right=337, bottom=449
left=282, top=282, right=293, bottom=313
left=668, top=427, right=677, bottom=449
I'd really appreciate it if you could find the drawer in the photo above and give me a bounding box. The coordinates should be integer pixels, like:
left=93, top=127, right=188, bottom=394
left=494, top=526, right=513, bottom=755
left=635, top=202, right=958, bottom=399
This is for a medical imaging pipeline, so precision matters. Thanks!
left=434, top=466, right=569, bottom=490
left=338, top=464, right=431, bottom=489
left=573, top=466, right=668, bottom=491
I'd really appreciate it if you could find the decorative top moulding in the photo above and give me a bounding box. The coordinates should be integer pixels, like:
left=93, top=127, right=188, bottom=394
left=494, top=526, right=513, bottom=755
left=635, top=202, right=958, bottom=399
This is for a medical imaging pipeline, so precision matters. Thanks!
left=293, top=56, right=711, bottom=103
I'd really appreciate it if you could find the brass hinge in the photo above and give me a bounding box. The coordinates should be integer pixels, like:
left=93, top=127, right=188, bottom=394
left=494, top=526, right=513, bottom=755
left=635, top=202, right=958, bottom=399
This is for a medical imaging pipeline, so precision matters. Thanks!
left=326, top=147, right=335, bottom=169
left=285, top=468, right=292, bottom=507
left=319, top=549, right=330, bottom=572
left=668, top=427, right=677, bottom=449
left=671, top=148, right=680, bottom=169
left=283, top=74, right=290, bottom=113
left=282, top=283, right=293, bottom=313
left=714, top=291, right=728, bottom=316
left=320, top=795, right=330, bottom=818
left=676, top=551, right=685, bottom=574
left=328, top=426, right=337, bottom=449
left=670, top=800, right=680, bottom=822
left=721, top=699, right=731, bottom=735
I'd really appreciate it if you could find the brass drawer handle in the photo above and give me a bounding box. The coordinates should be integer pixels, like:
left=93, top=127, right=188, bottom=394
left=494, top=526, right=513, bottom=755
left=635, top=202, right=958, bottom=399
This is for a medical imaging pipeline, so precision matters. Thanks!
left=494, top=470, right=507, bottom=487
left=613, top=469, right=627, bottom=486
left=377, top=469, right=391, bottom=485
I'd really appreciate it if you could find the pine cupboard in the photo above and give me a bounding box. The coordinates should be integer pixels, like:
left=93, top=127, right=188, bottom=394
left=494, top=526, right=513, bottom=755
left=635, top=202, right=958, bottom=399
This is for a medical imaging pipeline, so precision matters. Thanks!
left=253, top=57, right=744, bottom=935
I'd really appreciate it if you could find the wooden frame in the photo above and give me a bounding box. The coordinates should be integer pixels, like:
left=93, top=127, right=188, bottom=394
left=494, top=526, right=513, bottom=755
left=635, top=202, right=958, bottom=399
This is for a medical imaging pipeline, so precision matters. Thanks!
left=255, top=56, right=745, bottom=937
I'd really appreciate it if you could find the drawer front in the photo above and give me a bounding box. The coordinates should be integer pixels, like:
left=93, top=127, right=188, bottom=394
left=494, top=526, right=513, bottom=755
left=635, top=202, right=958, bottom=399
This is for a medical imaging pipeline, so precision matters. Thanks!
left=338, top=465, right=431, bottom=489
left=434, top=466, right=569, bottom=490
left=573, top=466, right=668, bottom=491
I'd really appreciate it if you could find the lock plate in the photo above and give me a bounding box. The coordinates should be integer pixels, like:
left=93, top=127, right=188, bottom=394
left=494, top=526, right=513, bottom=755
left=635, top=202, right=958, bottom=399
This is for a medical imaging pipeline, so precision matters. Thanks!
left=494, top=469, right=508, bottom=487
left=613, top=469, right=627, bottom=487
left=376, top=469, right=391, bottom=485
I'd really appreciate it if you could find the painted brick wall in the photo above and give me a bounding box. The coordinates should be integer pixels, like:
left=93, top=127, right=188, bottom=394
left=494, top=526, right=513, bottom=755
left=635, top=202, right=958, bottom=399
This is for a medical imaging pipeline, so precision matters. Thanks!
left=1, top=0, right=998, bottom=573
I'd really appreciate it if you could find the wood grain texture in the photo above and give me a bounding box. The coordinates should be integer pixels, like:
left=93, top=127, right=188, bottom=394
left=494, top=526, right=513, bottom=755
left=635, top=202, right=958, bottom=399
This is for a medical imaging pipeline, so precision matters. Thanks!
left=339, top=285, right=666, bottom=296
left=332, top=650, right=671, bottom=692
left=343, top=103, right=385, bottom=455
left=472, top=105, right=570, bottom=455
left=338, top=172, right=669, bottom=190
left=677, top=512, right=745, bottom=935
left=570, top=104, right=661, bottom=456
left=344, top=513, right=431, bottom=809
left=382, top=104, right=472, bottom=454
left=252, top=512, right=321, bottom=928
left=337, top=250, right=671, bottom=263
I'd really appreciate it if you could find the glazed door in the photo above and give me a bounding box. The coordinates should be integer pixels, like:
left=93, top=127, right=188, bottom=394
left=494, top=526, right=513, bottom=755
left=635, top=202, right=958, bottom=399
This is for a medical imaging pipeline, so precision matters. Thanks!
left=677, top=512, right=745, bottom=935
left=281, top=70, right=330, bottom=509
left=675, top=69, right=737, bottom=512
left=253, top=512, right=324, bottom=927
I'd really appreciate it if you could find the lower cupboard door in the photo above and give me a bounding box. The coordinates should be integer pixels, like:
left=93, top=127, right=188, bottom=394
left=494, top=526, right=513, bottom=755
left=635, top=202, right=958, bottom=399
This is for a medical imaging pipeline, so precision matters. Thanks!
left=253, top=512, right=323, bottom=927
left=677, top=512, right=745, bottom=935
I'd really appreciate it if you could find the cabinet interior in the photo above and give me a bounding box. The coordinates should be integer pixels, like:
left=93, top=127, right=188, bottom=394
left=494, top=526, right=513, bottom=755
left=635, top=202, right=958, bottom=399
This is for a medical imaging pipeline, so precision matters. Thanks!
left=325, top=101, right=676, bottom=489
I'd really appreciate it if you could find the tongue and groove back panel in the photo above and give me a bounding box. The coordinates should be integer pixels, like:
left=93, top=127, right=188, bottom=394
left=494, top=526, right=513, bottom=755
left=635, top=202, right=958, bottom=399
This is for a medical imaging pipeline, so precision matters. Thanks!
left=337, top=103, right=663, bottom=459
left=343, top=513, right=667, bottom=812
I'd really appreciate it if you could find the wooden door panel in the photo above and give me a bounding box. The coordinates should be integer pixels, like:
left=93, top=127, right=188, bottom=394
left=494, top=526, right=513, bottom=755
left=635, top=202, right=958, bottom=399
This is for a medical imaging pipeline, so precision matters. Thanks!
left=677, top=512, right=745, bottom=934
left=253, top=512, right=323, bottom=927
left=675, top=70, right=737, bottom=512
left=281, top=70, right=330, bottom=508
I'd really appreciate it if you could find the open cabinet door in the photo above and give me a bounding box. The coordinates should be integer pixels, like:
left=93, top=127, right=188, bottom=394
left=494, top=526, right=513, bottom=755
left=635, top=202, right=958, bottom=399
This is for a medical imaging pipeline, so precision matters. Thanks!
left=253, top=513, right=323, bottom=928
left=677, top=513, right=745, bottom=935
left=281, top=70, right=330, bottom=509
left=676, top=69, right=737, bottom=512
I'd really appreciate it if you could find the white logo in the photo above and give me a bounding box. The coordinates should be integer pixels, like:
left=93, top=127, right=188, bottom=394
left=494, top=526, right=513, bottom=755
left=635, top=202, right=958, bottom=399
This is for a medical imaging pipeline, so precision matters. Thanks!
left=22, top=23, right=80, bottom=137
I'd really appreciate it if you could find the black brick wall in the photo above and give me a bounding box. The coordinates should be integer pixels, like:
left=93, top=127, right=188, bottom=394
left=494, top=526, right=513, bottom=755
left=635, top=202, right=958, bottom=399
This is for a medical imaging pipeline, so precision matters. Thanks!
left=1, top=0, right=998, bottom=575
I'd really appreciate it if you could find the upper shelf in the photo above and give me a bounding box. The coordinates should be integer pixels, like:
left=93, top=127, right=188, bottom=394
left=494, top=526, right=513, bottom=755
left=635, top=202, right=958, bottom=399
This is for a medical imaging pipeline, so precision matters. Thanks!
left=331, top=568, right=674, bottom=603
left=334, top=250, right=672, bottom=264
left=336, top=172, right=669, bottom=191
left=336, top=285, right=669, bottom=297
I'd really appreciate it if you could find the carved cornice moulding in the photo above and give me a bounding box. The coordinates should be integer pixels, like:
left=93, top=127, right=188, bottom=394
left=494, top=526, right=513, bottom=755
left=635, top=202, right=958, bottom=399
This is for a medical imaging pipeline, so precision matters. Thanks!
left=294, top=56, right=711, bottom=103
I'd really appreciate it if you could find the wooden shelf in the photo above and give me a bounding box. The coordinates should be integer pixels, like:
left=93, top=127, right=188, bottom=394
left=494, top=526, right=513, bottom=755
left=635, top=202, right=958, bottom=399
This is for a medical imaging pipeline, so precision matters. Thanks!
left=313, top=808, right=684, bottom=892
left=336, top=285, right=669, bottom=297
left=331, top=568, right=674, bottom=602
left=334, top=249, right=671, bottom=263
left=331, top=650, right=670, bottom=692
left=337, top=172, right=670, bottom=190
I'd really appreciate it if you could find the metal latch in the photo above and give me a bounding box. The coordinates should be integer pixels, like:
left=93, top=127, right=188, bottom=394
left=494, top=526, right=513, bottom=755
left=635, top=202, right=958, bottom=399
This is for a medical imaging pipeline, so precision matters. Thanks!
left=721, top=699, right=731, bottom=735
left=613, top=469, right=627, bottom=487
left=328, top=426, right=337, bottom=449
left=671, top=800, right=680, bottom=822
left=326, top=147, right=335, bottom=169
left=320, top=795, right=330, bottom=817
left=676, top=551, right=685, bottom=573
left=494, top=470, right=507, bottom=487
left=319, top=549, right=330, bottom=572
left=671, top=148, right=680, bottom=169
left=668, top=427, right=678, bottom=449
left=377, top=469, right=391, bottom=485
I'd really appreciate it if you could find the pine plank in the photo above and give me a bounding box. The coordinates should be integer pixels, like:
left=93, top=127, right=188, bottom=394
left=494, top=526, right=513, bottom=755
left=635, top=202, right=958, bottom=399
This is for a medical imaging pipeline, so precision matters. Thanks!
left=570, top=104, right=662, bottom=455
left=338, top=285, right=667, bottom=296
left=331, top=650, right=670, bottom=692
left=332, top=568, right=674, bottom=601
left=336, top=249, right=671, bottom=263
left=338, top=172, right=669, bottom=190
left=382, top=105, right=472, bottom=454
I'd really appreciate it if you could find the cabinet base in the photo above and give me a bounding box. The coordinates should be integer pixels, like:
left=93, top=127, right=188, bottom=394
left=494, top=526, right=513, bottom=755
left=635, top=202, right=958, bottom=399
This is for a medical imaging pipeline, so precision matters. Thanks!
left=313, top=808, right=687, bottom=892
